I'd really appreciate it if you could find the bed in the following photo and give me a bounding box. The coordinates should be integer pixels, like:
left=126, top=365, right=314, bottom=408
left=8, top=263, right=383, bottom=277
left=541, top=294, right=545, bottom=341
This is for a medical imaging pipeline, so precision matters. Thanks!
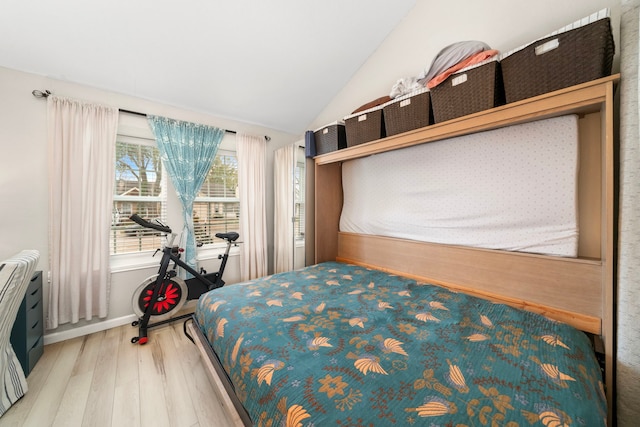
left=188, top=76, right=617, bottom=426
left=192, top=261, right=606, bottom=425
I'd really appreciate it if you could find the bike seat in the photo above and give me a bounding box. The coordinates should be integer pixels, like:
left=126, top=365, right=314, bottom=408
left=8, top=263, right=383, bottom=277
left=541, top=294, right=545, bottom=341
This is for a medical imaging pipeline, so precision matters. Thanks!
left=215, top=232, right=239, bottom=242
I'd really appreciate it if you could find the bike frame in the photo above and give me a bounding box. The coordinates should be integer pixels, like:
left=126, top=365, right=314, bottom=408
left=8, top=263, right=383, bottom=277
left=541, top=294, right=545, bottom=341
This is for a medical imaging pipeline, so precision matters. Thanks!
left=129, top=214, right=236, bottom=344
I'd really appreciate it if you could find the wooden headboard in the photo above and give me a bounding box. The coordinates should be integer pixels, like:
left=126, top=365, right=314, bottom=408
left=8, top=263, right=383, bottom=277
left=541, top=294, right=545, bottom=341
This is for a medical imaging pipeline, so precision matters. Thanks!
left=313, top=75, right=618, bottom=424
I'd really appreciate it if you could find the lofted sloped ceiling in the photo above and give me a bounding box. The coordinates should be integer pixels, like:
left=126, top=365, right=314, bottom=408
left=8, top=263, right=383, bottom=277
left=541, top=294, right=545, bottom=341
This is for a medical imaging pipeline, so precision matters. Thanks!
left=0, top=0, right=415, bottom=134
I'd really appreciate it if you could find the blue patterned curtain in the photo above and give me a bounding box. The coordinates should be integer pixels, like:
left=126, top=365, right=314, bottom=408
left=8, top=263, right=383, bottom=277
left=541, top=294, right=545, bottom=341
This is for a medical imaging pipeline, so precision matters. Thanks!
left=147, top=116, right=225, bottom=273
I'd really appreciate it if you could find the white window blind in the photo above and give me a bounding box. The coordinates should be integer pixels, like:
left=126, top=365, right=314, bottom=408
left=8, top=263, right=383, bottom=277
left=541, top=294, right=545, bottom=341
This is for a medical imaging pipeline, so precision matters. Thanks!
left=111, top=135, right=166, bottom=254
left=294, top=159, right=305, bottom=241
left=194, top=150, right=240, bottom=245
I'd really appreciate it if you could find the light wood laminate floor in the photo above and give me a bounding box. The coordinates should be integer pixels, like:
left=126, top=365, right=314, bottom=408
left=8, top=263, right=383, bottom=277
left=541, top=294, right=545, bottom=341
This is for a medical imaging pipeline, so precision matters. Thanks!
left=0, top=322, right=235, bottom=427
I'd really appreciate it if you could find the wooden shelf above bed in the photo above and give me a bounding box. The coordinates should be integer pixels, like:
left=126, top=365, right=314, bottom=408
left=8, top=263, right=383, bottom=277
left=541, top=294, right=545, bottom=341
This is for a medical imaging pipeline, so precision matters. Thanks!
left=315, top=74, right=619, bottom=166
left=314, top=74, right=618, bottom=266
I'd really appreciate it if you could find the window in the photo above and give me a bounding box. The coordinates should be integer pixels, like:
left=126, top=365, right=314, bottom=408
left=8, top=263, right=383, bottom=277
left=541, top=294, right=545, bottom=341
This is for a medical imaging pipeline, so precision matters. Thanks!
left=111, top=136, right=166, bottom=254
left=193, top=150, right=240, bottom=245
left=110, top=132, right=238, bottom=256
left=294, top=160, right=305, bottom=242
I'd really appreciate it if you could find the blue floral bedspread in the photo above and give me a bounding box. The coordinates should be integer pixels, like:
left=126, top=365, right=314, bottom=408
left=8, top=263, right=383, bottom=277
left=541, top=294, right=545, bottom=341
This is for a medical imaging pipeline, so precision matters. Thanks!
left=194, top=262, right=606, bottom=426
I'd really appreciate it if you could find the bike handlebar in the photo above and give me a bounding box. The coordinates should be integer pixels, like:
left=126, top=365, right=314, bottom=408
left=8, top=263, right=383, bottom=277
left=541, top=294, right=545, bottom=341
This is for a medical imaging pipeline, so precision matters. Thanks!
left=129, top=214, right=172, bottom=234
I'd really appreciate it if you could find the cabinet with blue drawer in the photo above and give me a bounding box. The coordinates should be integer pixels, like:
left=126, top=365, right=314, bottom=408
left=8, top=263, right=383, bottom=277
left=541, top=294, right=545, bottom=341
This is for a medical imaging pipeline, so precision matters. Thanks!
left=10, top=271, right=44, bottom=376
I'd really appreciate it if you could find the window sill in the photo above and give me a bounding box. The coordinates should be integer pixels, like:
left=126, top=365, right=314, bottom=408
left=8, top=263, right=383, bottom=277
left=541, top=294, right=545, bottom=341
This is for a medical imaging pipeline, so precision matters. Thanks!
left=197, top=244, right=241, bottom=261
left=110, top=244, right=240, bottom=273
left=111, top=251, right=159, bottom=273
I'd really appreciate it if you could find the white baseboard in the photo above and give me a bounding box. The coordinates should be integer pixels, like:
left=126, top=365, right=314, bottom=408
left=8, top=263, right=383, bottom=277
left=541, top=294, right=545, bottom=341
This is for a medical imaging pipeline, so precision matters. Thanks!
left=43, top=301, right=199, bottom=345
left=43, top=314, right=138, bottom=345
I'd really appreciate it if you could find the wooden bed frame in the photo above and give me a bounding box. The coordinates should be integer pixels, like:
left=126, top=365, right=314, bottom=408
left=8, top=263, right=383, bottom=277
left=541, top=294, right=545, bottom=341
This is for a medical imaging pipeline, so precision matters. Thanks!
left=189, top=75, right=619, bottom=427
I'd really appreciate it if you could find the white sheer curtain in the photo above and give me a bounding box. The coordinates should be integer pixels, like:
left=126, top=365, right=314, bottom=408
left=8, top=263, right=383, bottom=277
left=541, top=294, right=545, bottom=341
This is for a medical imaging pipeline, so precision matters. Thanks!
left=274, top=144, right=295, bottom=273
left=237, top=133, right=268, bottom=280
left=47, top=96, right=118, bottom=329
left=618, top=1, right=640, bottom=424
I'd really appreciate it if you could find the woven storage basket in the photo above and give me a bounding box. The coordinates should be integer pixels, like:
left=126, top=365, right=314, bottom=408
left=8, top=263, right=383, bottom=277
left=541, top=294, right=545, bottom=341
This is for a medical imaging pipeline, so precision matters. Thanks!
left=344, top=106, right=385, bottom=147
left=430, top=60, right=504, bottom=123
left=313, top=122, right=347, bottom=155
left=501, top=17, right=614, bottom=104
left=383, top=89, right=432, bottom=136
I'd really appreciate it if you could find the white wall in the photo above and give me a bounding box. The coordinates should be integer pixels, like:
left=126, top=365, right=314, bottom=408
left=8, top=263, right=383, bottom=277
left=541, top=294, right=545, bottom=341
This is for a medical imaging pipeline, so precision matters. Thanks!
left=310, top=0, right=621, bottom=130
left=0, top=66, right=296, bottom=342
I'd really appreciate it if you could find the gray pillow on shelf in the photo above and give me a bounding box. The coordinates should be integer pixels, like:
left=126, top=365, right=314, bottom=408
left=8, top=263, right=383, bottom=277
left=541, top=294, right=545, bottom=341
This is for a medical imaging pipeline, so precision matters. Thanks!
left=418, top=40, right=490, bottom=85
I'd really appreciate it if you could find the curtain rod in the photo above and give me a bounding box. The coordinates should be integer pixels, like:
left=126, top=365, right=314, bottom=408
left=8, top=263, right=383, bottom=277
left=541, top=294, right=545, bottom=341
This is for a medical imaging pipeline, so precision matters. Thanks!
left=32, top=89, right=270, bottom=141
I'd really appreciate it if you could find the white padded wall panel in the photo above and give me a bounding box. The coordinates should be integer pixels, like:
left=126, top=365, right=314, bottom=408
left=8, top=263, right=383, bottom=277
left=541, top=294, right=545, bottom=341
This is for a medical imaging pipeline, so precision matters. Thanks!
left=340, top=115, right=579, bottom=257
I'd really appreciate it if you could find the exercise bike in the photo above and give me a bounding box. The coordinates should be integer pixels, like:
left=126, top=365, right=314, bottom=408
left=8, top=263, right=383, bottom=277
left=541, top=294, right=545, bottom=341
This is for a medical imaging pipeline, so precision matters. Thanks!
left=128, top=213, right=239, bottom=344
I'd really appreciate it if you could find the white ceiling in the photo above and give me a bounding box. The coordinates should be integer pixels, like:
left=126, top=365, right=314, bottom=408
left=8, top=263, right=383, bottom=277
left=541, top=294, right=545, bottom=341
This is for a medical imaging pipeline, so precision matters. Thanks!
left=0, top=0, right=415, bottom=135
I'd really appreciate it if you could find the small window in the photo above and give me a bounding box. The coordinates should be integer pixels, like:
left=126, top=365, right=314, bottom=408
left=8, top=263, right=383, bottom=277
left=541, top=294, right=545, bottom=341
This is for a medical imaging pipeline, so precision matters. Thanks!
left=194, top=151, right=240, bottom=246
left=294, top=160, right=305, bottom=241
left=111, top=136, right=166, bottom=254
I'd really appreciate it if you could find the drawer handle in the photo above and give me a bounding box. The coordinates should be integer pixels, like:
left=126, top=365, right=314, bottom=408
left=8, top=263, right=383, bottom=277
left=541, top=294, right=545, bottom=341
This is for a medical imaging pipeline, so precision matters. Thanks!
left=31, top=319, right=40, bottom=330
left=29, top=336, right=42, bottom=350
left=30, top=287, right=39, bottom=296
left=31, top=300, right=40, bottom=310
